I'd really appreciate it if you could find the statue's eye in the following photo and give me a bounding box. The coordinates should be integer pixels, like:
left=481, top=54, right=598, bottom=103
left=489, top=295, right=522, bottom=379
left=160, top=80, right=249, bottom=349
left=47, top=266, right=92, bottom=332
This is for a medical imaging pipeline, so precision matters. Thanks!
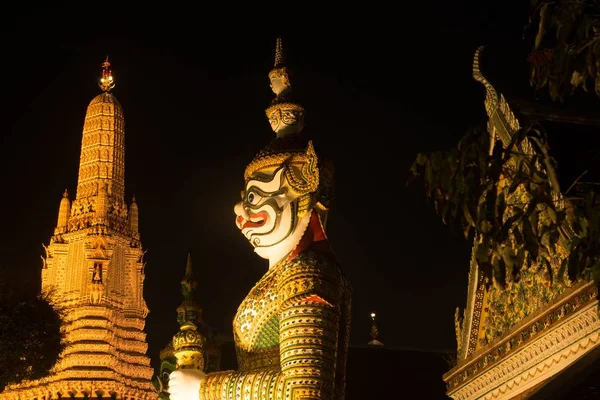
left=247, top=192, right=262, bottom=205
left=245, top=189, right=264, bottom=206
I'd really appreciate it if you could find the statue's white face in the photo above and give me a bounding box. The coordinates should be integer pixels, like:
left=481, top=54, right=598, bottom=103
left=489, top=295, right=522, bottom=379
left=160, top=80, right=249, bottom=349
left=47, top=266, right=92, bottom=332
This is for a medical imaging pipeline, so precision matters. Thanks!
left=234, top=166, right=310, bottom=267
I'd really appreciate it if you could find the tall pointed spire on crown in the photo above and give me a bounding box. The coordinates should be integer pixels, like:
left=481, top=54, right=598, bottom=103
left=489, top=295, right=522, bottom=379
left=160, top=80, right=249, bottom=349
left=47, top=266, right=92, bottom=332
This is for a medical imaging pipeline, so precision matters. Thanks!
left=274, top=37, right=285, bottom=68
left=265, top=37, right=305, bottom=138
left=268, top=37, right=292, bottom=98
left=99, top=56, right=115, bottom=92
left=181, top=253, right=198, bottom=303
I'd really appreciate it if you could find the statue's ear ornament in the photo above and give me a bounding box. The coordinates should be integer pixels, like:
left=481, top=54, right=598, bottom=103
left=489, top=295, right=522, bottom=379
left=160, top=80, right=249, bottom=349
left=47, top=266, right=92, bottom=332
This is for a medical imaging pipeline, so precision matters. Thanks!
left=284, top=141, right=319, bottom=197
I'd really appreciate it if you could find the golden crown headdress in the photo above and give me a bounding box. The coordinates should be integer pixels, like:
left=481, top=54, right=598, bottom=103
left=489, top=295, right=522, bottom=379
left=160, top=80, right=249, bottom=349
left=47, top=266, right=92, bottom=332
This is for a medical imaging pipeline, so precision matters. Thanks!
left=244, top=139, right=319, bottom=196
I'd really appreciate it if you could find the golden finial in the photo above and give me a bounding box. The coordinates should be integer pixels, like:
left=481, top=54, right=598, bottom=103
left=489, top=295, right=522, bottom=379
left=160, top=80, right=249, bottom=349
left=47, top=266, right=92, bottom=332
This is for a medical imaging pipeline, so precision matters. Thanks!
left=63, top=188, right=69, bottom=198
left=99, top=56, right=115, bottom=92
left=274, top=37, right=285, bottom=68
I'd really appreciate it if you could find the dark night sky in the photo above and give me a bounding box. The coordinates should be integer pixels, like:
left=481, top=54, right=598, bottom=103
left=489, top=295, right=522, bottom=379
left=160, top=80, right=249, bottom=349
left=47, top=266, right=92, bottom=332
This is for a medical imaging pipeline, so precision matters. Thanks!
left=1, top=3, right=598, bottom=374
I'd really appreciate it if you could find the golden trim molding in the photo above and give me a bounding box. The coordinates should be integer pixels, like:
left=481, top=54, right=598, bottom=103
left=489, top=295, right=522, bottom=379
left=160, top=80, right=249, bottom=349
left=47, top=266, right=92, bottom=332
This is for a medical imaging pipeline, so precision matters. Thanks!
left=445, top=282, right=600, bottom=399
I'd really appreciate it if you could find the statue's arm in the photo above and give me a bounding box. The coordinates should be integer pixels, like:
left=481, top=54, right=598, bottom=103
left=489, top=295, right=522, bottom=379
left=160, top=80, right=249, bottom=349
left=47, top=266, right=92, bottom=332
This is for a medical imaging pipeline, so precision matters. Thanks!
left=276, top=256, right=342, bottom=399
left=199, top=368, right=281, bottom=400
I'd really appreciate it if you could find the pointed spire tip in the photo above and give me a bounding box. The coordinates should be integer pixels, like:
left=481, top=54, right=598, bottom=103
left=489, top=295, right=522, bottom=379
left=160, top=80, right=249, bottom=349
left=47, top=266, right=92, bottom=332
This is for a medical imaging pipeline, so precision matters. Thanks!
left=186, top=253, right=193, bottom=274
left=274, top=37, right=285, bottom=68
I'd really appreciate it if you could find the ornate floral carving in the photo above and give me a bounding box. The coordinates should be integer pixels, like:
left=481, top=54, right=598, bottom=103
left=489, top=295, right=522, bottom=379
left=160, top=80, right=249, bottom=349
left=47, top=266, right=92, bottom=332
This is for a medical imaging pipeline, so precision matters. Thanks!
left=480, top=265, right=568, bottom=347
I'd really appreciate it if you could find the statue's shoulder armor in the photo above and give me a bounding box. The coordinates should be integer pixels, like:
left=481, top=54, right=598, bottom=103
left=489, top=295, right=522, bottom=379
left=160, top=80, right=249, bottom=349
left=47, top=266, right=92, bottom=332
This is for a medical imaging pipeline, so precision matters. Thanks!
left=278, top=250, right=345, bottom=306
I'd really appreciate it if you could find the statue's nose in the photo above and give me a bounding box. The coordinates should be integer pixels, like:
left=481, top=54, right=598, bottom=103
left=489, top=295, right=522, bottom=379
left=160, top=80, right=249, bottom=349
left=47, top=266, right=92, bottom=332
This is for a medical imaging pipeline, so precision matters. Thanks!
left=234, top=202, right=247, bottom=229
left=235, top=215, right=244, bottom=228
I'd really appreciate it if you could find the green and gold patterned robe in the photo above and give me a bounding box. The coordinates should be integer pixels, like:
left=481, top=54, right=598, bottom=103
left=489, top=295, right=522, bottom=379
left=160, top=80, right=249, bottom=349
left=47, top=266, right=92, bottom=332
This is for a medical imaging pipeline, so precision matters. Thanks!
left=199, top=245, right=351, bottom=400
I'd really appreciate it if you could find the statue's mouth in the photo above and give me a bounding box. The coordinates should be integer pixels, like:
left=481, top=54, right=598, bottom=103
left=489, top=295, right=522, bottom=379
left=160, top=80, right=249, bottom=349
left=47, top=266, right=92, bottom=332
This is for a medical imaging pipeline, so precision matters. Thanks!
left=242, top=210, right=268, bottom=230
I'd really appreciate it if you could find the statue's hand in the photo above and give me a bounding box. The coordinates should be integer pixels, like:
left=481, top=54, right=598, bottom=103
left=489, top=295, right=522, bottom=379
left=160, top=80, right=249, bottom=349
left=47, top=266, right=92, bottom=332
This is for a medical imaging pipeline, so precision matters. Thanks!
left=168, top=369, right=206, bottom=400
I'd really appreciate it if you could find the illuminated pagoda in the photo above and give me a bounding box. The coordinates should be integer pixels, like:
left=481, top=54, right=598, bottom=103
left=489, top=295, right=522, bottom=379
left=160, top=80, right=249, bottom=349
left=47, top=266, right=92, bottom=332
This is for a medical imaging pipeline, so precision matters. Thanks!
left=443, top=47, right=600, bottom=399
left=0, top=58, right=155, bottom=400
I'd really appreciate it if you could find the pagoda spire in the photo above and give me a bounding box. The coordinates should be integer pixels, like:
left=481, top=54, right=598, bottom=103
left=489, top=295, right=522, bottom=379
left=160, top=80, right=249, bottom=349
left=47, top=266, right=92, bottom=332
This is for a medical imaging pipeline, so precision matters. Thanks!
left=368, top=312, right=384, bottom=346
left=55, top=188, right=71, bottom=231
left=72, top=56, right=126, bottom=225
left=99, top=55, right=115, bottom=92
left=129, top=194, right=139, bottom=234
